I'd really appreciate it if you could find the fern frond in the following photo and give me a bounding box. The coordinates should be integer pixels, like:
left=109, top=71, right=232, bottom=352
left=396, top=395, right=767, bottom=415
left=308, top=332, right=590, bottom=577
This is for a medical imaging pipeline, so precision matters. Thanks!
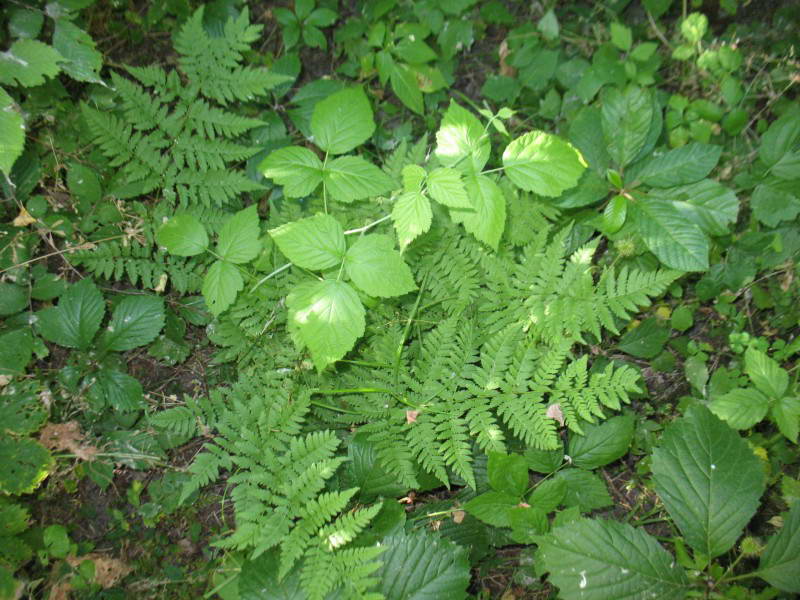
left=174, top=169, right=264, bottom=207
left=186, top=99, right=265, bottom=139
left=112, top=72, right=169, bottom=131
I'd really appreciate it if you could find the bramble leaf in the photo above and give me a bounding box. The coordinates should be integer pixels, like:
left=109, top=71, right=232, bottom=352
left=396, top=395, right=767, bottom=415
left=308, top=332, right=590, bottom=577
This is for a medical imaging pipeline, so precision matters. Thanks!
left=37, top=279, right=105, bottom=350
left=217, top=205, right=261, bottom=264
left=392, top=191, right=432, bottom=249
left=311, top=87, right=375, bottom=155
left=323, top=155, right=395, bottom=203
left=259, top=146, right=323, bottom=197
left=202, top=261, right=243, bottom=316
left=345, top=235, right=416, bottom=298
left=757, top=503, right=800, bottom=592
left=157, top=214, right=208, bottom=257
left=502, top=131, right=586, bottom=197
left=0, top=88, right=24, bottom=174
left=98, top=295, right=165, bottom=352
left=269, top=213, right=346, bottom=270
left=435, top=101, right=490, bottom=174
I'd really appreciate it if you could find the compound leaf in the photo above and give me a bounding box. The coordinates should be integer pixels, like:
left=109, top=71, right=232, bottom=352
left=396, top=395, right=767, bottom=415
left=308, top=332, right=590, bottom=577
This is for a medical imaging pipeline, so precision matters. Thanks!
left=217, top=205, right=261, bottom=264
left=259, top=146, right=323, bottom=198
left=568, top=415, right=635, bottom=470
left=450, top=174, right=505, bottom=250
left=323, top=155, right=395, bottom=203
left=435, top=101, right=490, bottom=174
left=156, top=214, right=208, bottom=257
left=502, top=131, right=586, bottom=197
left=202, top=260, right=243, bottom=316
left=311, top=87, right=375, bottom=155
left=269, top=213, right=346, bottom=271
left=345, top=234, right=416, bottom=298
left=392, top=191, right=432, bottom=250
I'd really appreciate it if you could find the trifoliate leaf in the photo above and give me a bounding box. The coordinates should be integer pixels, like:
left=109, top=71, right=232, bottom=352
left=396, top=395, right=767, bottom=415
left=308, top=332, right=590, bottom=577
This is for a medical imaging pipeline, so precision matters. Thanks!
left=427, top=167, right=471, bottom=208
left=401, top=164, right=426, bottom=192
left=537, top=518, right=689, bottom=599
left=502, top=131, right=586, bottom=197
left=269, top=213, right=346, bottom=271
left=652, top=404, right=765, bottom=558
left=156, top=214, right=208, bottom=256
left=259, top=146, right=323, bottom=197
left=217, top=205, right=261, bottom=264
left=392, top=191, right=432, bottom=249
left=0, top=39, right=62, bottom=87
left=37, top=278, right=105, bottom=350
left=202, top=261, right=243, bottom=316
left=311, top=87, right=375, bottom=154
left=345, top=234, right=416, bottom=298
left=322, top=155, right=395, bottom=203
left=287, top=279, right=365, bottom=371
left=435, top=101, right=490, bottom=174
left=451, top=174, right=505, bottom=250
left=758, top=503, right=800, bottom=592
left=98, top=295, right=165, bottom=352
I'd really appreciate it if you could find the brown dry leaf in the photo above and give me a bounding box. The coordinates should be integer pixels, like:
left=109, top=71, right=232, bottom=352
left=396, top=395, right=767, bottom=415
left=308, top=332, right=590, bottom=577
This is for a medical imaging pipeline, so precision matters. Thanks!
left=546, top=403, right=565, bottom=426
left=452, top=510, right=466, bottom=524
left=0, top=375, right=12, bottom=388
left=499, top=39, right=516, bottom=77
left=13, top=207, right=37, bottom=227
left=39, top=421, right=99, bottom=461
left=517, top=502, right=531, bottom=508
left=66, top=554, right=132, bottom=588
left=405, top=410, right=420, bottom=424
left=48, top=582, right=72, bottom=600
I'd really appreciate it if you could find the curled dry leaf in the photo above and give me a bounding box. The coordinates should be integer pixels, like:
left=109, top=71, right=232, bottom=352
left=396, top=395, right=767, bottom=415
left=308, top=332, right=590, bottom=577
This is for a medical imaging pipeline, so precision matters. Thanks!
left=13, top=207, right=37, bottom=227
left=546, top=403, right=565, bottom=426
left=39, top=421, right=99, bottom=461
left=499, top=39, right=516, bottom=77
left=405, top=410, right=420, bottom=424
left=452, top=510, right=466, bottom=524
left=66, top=554, right=132, bottom=588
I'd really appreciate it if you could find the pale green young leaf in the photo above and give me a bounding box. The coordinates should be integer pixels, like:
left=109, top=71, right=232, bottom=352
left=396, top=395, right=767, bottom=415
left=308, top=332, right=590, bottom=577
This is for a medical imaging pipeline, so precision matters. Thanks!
left=435, top=101, right=490, bottom=174
left=259, top=146, right=323, bottom=197
left=287, top=279, right=365, bottom=371
left=537, top=519, right=689, bottom=599
left=98, top=295, right=165, bottom=352
left=345, top=234, right=416, bottom=298
left=503, top=131, right=586, bottom=197
left=311, top=87, right=375, bottom=155
left=451, top=174, right=505, bottom=250
left=634, top=143, right=722, bottom=188
left=392, top=191, right=432, bottom=249
left=757, top=503, right=800, bottom=593
left=390, top=63, right=423, bottom=115
left=0, top=39, right=62, bottom=87
left=568, top=415, right=635, bottom=470
left=217, top=205, right=261, bottom=264
left=156, top=214, right=208, bottom=257
left=269, top=213, right=346, bottom=270
left=401, top=164, right=426, bottom=192
left=603, top=194, right=627, bottom=233
left=745, top=347, right=789, bottom=399
left=487, top=452, right=529, bottom=497
left=0, top=89, right=24, bottom=174
left=427, top=167, right=471, bottom=208
left=323, top=155, right=395, bottom=203
left=653, top=179, right=738, bottom=236
left=680, top=12, right=708, bottom=43
left=634, top=197, right=708, bottom=271
left=652, top=404, right=765, bottom=558
left=610, top=22, right=632, bottom=51
left=709, top=388, right=770, bottom=430
left=202, top=261, right=243, bottom=316
left=601, top=86, right=654, bottom=168
left=37, top=279, right=105, bottom=350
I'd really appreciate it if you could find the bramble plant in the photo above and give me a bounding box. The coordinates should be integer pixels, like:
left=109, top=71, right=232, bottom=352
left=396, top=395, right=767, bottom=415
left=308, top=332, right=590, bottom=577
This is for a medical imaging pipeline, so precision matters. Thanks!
left=1, top=1, right=799, bottom=599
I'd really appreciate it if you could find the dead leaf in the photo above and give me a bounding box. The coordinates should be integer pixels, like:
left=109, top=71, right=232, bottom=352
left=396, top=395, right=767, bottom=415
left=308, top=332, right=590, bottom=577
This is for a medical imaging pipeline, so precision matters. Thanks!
left=499, top=39, right=516, bottom=77
left=48, top=582, right=72, bottom=600
left=546, top=403, right=565, bottom=426
left=0, top=375, right=11, bottom=387
left=405, top=410, right=420, bottom=424
left=39, top=422, right=99, bottom=461
left=517, top=502, right=531, bottom=508
left=66, top=554, right=132, bottom=588
left=452, top=510, right=466, bottom=524
left=13, top=207, right=37, bottom=227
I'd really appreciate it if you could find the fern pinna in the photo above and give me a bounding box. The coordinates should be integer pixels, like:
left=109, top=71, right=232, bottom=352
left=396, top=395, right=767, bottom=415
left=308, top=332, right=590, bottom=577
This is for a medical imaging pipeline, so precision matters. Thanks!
left=80, top=7, right=287, bottom=208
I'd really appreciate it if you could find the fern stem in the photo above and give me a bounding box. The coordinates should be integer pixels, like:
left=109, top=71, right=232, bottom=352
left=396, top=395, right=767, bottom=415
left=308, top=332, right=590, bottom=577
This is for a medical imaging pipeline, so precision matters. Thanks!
left=250, top=262, right=291, bottom=292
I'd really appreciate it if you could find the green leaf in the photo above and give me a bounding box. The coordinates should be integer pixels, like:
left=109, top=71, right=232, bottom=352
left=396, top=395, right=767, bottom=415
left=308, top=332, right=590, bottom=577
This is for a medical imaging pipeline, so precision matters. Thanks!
left=502, top=131, right=586, bottom=197
left=89, top=368, right=145, bottom=412
left=610, top=22, right=632, bottom=52
left=322, top=155, right=395, bottom=203
left=450, top=174, right=505, bottom=250
left=554, top=469, right=613, bottom=512
left=98, top=295, right=165, bottom=352
left=603, top=194, right=627, bottom=233
left=537, top=518, right=689, bottom=599
left=52, top=20, right=103, bottom=84
left=311, top=87, right=375, bottom=155
left=37, top=279, right=105, bottom=350
left=568, top=106, right=611, bottom=173
left=751, top=183, right=800, bottom=228
left=43, top=525, right=70, bottom=559
left=601, top=85, right=654, bottom=168
left=651, top=404, right=765, bottom=558
left=745, top=347, right=789, bottom=399
left=568, top=415, right=635, bottom=470
left=771, top=396, right=800, bottom=443
left=427, top=167, right=471, bottom=208
left=156, top=214, right=208, bottom=257
left=772, top=151, right=800, bottom=180
left=509, top=506, right=549, bottom=543
left=287, top=279, right=365, bottom=371
left=394, top=38, right=438, bottom=63
left=217, top=205, right=261, bottom=264
left=392, top=191, right=432, bottom=249
left=487, top=452, right=529, bottom=497
left=0, top=39, right=62, bottom=87
left=435, top=101, right=490, bottom=174
left=653, top=179, right=738, bottom=236
left=680, top=13, right=708, bottom=43
left=0, top=437, right=53, bottom=495
left=0, top=282, right=26, bottom=316
left=259, top=146, right=323, bottom=197
left=634, top=143, right=722, bottom=188
left=66, top=162, right=102, bottom=205
left=269, top=213, right=345, bottom=270
left=390, top=63, right=423, bottom=115
left=0, top=329, right=33, bottom=376
left=617, top=317, right=669, bottom=359
left=759, top=111, right=800, bottom=167
left=528, top=477, right=566, bottom=513
left=239, top=551, right=305, bottom=600
left=524, top=445, right=564, bottom=474
left=537, top=9, right=559, bottom=41
left=0, top=88, right=25, bottom=175
left=757, top=503, right=800, bottom=592
left=202, top=261, right=243, bottom=316
left=345, top=234, right=416, bottom=297
left=709, top=388, right=770, bottom=430
left=376, top=529, right=470, bottom=600
left=634, top=197, right=708, bottom=271
left=463, top=491, right=520, bottom=528
left=346, top=433, right=409, bottom=501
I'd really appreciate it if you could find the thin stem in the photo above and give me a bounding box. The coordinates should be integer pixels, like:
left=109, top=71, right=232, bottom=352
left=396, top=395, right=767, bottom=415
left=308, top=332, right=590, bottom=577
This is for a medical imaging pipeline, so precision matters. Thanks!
left=0, top=235, right=125, bottom=275
left=250, top=262, right=291, bottom=293
left=344, top=214, right=392, bottom=235
left=394, top=270, right=431, bottom=385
